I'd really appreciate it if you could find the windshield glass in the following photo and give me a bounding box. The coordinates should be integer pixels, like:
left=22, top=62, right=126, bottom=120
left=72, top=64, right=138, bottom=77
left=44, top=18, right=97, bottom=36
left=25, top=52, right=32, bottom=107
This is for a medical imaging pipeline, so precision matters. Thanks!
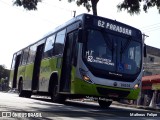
left=84, top=29, right=142, bottom=75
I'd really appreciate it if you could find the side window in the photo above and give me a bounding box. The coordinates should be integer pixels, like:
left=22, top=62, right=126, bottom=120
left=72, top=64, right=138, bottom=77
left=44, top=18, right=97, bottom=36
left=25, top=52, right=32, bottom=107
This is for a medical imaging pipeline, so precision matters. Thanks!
left=11, top=54, right=17, bottom=69
left=53, top=29, right=66, bottom=56
left=20, top=51, right=23, bottom=65
left=27, top=44, right=37, bottom=63
left=43, top=35, right=55, bottom=58
left=21, top=47, right=29, bottom=65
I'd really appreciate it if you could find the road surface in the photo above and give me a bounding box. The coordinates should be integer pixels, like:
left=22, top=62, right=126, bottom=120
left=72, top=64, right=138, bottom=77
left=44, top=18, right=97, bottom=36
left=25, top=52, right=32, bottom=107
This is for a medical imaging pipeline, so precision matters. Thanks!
left=0, top=92, right=160, bottom=120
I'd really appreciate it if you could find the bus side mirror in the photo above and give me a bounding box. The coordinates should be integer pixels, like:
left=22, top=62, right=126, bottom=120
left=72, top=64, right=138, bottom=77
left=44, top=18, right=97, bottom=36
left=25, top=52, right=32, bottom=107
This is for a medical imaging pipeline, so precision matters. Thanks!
left=77, top=29, right=83, bottom=43
left=144, top=44, right=147, bottom=57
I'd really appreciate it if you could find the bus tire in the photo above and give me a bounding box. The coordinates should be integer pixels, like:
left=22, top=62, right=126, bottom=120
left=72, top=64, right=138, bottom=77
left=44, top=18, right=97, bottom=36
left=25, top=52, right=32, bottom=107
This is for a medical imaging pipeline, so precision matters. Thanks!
left=25, top=91, right=32, bottom=98
left=98, top=100, right=112, bottom=108
left=50, top=78, right=66, bottom=103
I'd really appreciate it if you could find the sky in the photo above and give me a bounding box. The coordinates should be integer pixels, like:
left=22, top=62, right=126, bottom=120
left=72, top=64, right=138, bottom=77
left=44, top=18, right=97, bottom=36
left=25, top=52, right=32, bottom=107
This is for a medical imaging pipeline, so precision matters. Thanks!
left=0, top=0, right=160, bottom=69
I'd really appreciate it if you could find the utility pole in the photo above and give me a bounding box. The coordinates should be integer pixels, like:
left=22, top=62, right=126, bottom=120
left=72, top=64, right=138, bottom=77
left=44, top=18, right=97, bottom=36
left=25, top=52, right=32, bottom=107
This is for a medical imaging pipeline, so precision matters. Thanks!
left=137, top=33, right=149, bottom=106
left=142, top=33, right=149, bottom=43
left=73, top=11, right=76, bottom=18
left=142, top=33, right=149, bottom=72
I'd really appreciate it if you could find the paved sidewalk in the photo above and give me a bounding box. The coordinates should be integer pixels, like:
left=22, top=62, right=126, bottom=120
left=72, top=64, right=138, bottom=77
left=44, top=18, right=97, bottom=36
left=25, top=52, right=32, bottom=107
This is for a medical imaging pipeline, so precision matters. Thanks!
left=72, top=98, right=160, bottom=111
left=112, top=101, right=160, bottom=111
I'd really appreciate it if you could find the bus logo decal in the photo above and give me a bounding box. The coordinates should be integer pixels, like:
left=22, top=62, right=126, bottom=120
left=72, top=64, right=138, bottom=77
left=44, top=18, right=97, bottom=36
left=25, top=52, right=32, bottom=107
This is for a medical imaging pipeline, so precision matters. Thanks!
left=113, top=82, right=117, bottom=87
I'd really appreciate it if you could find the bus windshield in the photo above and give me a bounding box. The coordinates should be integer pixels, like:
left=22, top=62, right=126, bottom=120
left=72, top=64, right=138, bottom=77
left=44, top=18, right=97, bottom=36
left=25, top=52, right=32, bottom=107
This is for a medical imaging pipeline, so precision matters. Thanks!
left=84, top=29, right=142, bottom=75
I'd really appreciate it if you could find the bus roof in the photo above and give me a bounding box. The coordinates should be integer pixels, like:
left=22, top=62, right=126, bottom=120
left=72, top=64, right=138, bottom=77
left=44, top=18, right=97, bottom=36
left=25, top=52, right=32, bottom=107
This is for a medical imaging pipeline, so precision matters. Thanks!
left=43, top=13, right=141, bottom=38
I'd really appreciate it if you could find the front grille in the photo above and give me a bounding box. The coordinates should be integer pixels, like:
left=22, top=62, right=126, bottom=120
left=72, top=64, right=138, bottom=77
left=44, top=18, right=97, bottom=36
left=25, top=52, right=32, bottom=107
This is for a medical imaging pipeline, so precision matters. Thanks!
left=97, top=87, right=130, bottom=98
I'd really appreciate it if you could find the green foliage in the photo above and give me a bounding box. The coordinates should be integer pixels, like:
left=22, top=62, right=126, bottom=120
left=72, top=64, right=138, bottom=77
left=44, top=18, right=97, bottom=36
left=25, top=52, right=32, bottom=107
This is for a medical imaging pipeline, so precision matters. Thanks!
left=13, top=0, right=41, bottom=10
left=0, top=65, right=10, bottom=81
left=117, top=0, right=141, bottom=15
left=76, top=0, right=92, bottom=12
left=12, top=0, right=160, bottom=15
left=117, top=0, right=160, bottom=15
left=13, top=0, right=98, bottom=15
left=61, top=0, right=99, bottom=15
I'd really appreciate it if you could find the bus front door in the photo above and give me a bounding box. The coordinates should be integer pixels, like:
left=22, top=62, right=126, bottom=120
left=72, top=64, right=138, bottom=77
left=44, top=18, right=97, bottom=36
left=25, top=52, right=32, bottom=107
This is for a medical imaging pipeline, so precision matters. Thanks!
left=12, top=54, right=21, bottom=88
left=32, top=44, right=44, bottom=91
left=60, top=32, right=76, bottom=92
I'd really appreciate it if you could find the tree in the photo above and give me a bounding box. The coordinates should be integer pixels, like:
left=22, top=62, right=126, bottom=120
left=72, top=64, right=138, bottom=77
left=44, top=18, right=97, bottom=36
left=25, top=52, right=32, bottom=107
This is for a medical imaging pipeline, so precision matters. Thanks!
left=13, top=0, right=99, bottom=15
left=0, top=65, right=10, bottom=91
left=66, top=0, right=99, bottom=15
left=117, top=0, right=160, bottom=15
left=13, top=0, right=41, bottom=10
left=0, top=65, right=10, bottom=80
left=13, top=0, right=160, bottom=15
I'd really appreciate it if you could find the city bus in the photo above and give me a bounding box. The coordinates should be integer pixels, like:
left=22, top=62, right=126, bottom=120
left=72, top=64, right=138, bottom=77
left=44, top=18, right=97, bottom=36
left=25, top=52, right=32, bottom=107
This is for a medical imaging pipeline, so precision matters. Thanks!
left=9, top=13, right=145, bottom=108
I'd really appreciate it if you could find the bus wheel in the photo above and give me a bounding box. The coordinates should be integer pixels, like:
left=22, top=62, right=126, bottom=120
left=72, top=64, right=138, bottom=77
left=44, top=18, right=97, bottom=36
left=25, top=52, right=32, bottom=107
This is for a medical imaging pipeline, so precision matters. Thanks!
left=18, top=80, right=25, bottom=97
left=51, top=84, right=66, bottom=103
left=98, top=100, right=112, bottom=109
left=25, top=91, right=32, bottom=98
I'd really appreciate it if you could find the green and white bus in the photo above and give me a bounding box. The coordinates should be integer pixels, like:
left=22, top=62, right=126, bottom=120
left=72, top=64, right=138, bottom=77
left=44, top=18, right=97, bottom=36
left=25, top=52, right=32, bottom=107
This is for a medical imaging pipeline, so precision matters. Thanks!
left=9, top=14, right=145, bottom=108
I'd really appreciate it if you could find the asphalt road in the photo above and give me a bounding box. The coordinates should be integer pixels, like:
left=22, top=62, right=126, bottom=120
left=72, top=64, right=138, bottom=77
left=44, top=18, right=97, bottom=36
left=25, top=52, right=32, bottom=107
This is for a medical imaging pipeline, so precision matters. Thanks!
left=0, top=92, right=160, bottom=120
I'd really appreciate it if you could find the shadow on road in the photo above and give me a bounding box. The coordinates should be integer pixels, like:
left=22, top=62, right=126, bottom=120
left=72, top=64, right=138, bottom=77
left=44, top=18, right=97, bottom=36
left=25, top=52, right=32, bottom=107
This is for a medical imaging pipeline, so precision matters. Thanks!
left=2, top=93, right=159, bottom=120
left=30, top=96, right=143, bottom=112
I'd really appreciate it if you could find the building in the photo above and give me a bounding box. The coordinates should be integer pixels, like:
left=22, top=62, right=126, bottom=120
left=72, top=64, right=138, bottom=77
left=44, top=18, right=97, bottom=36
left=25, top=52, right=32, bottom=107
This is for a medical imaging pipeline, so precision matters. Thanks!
left=141, top=75, right=160, bottom=107
left=140, top=45, right=160, bottom=107
left=143, top=45, right=160, bottom=76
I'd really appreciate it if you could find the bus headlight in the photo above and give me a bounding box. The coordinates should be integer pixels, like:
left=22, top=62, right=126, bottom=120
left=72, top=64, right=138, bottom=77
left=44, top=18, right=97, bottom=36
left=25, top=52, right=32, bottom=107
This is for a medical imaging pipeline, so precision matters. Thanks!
left=83, top=75, right=90, bottom=81
left=134, top=84, right=139, bottom=89
left=134, top=79, right=141, bottom=89
left=82, top=75, right=93, bottom=83
left=79, top=68, right=94, bottom=84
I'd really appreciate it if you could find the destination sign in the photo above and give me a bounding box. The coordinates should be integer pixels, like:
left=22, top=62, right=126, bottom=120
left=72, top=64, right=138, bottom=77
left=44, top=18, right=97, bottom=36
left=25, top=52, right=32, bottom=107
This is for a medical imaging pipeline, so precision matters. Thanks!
left=96, top=19, right=132, bottom=36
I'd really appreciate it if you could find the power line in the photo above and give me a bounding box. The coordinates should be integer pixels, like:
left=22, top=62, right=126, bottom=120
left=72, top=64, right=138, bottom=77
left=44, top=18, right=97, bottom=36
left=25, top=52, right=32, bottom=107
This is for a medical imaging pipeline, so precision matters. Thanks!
left=141, top=24, right=160, bottom=30
left=144, top=27, right=160, bottom=32
left=0, top=0, right=13, bottom=8
left=42, top=1, right=73, bottom=12
left=2, top=0, right=160, bottom=33
left=0, top=0, right=55, bottom=24
left=42, top=1, right=76, bottom=19
left=141, top=22, right=160, bottom=29
left=0, top=0, right=73, bottom=26
left=142, top=25, right=160, bottom=31
left=140, top=22, right=160, bottom=32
